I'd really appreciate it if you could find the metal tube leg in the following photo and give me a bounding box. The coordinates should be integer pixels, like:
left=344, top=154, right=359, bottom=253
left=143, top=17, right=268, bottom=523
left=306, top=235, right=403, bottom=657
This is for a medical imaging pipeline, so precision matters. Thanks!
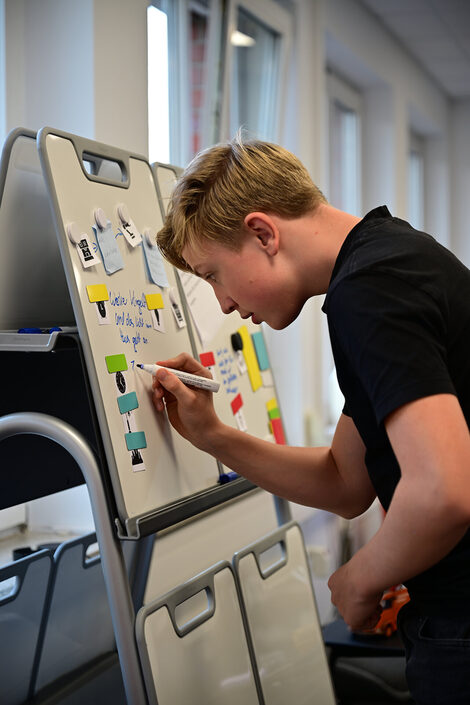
left=0, top=412, right=148, bottom=705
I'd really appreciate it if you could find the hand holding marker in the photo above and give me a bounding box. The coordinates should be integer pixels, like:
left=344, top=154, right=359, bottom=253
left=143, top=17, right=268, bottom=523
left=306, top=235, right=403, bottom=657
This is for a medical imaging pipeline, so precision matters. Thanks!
left=136, top=363, right=220, bottom=393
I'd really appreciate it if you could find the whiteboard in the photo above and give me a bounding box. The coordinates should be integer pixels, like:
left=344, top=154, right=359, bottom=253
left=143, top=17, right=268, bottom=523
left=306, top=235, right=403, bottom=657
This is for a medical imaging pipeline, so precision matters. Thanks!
left=135, top=562, right=261, bottom=705
left=0, top=128, right=74, bottom=330
left=153, top=162, right=288, bottom=454
left=38, top=129, right=256, bottom=538
left=233, top=523, right=336, bottom=704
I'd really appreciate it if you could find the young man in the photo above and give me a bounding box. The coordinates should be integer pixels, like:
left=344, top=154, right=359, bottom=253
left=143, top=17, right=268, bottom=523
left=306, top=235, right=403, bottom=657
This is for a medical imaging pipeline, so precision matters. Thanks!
left=153, top=137, right=470, bottom=704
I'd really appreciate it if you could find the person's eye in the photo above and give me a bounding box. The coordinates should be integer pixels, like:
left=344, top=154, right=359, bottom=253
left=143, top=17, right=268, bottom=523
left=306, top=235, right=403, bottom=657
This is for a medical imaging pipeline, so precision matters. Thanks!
left=205, top=273, right=217, bottom=283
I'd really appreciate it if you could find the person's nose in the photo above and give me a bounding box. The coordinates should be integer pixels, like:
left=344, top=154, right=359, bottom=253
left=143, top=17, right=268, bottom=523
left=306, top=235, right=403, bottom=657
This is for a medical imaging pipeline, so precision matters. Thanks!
left=216, top=290, right=237, bottom=315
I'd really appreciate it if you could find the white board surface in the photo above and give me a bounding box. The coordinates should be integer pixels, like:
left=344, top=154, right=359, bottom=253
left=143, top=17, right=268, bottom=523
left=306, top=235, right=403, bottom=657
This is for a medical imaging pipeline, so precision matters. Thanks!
left=39, top=130, right=223, bottom=531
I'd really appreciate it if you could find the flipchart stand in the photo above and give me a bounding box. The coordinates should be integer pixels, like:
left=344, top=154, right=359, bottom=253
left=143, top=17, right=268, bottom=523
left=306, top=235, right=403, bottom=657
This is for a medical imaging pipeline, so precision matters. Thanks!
left=0, top=128, right=332, bottom=704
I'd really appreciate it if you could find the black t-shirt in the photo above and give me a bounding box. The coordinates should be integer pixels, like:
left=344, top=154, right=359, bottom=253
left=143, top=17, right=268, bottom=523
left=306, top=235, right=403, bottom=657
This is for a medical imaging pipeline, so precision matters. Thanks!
left=322, top=206, right=470, bottom=615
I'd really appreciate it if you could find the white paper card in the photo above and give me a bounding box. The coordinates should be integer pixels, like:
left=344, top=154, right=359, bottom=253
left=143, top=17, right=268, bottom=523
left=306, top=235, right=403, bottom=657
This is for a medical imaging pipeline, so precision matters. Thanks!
left=177, top=270, right=225, bottom=347
left=76, top=236, right=100, bottom=269
left=142, top=238, right=170, bottom=287
left=119, top=218, right=142, bottom=247
left=150, top=308, right=165, bottom=333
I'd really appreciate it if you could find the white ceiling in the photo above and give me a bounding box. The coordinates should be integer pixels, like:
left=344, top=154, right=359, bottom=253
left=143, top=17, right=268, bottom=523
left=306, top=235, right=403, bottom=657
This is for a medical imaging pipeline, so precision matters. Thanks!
left=359, top=0, right=470, bottom=99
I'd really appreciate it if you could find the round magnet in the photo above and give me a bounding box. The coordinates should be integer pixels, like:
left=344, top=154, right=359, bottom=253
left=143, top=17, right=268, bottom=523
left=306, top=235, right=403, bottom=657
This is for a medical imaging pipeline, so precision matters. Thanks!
left=143, top=227, right=157, bottom=248
left=117, top=203, right=130, bottom=225
left=67, top=222, right=83, bottom=245
left=231, top=332, right=243, bottom=351
left=94, top=207, right=108, bottom=230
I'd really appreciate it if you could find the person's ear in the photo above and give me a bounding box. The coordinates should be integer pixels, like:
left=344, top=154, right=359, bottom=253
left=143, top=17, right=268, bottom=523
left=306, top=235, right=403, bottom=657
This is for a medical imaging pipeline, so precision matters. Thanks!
left=244, top=212, right=279, bottom=255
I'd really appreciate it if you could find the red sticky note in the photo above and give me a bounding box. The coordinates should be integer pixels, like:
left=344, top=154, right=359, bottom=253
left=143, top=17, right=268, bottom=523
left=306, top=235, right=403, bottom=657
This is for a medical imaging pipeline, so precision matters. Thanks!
left=231, top=393, right=243, bottom=415
left=271, top=417, right=286, bottom=445
left=200, top=351, right=216, bottom=367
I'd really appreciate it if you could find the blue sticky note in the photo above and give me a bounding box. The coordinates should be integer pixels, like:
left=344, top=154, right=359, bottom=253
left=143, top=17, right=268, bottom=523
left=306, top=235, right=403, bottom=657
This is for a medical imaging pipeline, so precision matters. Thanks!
left=125, top=431, right=147, bottom=451
left=94, top=223, right=124, bottom=274
left=251, top=331, right=270, bottom=371
left=142, top=239, right=170, bottom=287
left=117, top=391, right=139, bottom=414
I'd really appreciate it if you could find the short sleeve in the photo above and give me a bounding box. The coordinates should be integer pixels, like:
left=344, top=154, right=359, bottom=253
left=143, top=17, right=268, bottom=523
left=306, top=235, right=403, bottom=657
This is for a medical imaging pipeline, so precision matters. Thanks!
left=327, top=272, right=455, bottom=424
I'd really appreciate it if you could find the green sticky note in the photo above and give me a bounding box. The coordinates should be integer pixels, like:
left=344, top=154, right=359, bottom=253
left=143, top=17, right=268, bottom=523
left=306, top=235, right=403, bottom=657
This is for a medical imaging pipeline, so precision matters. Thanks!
left=105, top=354, right=128, bottom=373
left=117, top=391, right=139, bottom=414
left=268, top=407, right=281, bottom=420
left=251, top=331, right=270, bottom=371
left=125, top=431, right=147, bottom=451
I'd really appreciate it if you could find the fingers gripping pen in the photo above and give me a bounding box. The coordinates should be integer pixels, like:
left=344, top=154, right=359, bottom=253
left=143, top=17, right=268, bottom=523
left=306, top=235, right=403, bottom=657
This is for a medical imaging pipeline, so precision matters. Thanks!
left=136, top=363, right=220, bottom=393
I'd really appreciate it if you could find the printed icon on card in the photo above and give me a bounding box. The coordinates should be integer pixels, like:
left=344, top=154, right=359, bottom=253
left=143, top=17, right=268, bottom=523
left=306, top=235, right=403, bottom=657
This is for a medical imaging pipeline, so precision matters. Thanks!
left=115, top=370, right=128, bottom=395
left=67, top=222, right=101, bottom=269
left=145, top=292, right=165, bottom=333
left=169, top=287, right=186, bottom=328
left=117, top=203, right=142, bottom=247
left=231, top=331, right=247, bottom=374
left=231, top=393, right=248, bottom=432
left=86, top=284, right=111, bottom=325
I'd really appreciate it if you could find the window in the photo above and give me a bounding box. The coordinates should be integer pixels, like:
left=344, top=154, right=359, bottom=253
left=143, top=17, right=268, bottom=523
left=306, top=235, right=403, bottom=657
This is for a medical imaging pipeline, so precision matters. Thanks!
left=327, top=73, right=362, bottom=215
left=230, top=9, right=280, bottom=140
left=408, top=133, right=425, bottom=230
left=148, top=0, right=225, bottom=167
left=188, top=2, right=210, bottom=156
left=222, top=0, right=292, bottom=142
left=324, top=73, right=363, bottom=435
left=148, top=0, right=292, bottom=165
left=0, top=0, right=5, bottom=147
left=147, top=4, right=170, bottom=164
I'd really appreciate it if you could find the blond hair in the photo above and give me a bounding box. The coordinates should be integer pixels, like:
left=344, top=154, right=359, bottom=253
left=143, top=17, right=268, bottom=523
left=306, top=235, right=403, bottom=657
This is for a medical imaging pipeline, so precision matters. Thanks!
left=157, top=134, right=326, bottom=272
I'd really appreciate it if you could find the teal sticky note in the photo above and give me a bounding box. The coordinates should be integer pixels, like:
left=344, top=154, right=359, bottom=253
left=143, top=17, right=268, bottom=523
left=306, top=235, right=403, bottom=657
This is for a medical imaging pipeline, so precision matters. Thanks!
left=117, top=391, right=139, bottom=414
left=125, top=431, right=147, bottom=451
left=94, top=222, right=124, bottom=274
left=142, top=238, right=170, bottom=287
left=105, top=354, right=128, bottom=373
left=251, top=331, right=270, bottom=371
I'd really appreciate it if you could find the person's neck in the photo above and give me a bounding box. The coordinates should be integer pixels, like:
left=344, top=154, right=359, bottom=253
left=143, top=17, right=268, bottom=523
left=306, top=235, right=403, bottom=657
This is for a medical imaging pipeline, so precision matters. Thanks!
left=290, top=203, right=362, bottom=297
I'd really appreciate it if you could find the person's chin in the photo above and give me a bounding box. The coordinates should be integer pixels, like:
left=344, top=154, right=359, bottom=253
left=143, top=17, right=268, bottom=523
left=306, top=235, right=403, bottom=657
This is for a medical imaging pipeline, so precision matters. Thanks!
left=269, top=309, right=301, bottom=330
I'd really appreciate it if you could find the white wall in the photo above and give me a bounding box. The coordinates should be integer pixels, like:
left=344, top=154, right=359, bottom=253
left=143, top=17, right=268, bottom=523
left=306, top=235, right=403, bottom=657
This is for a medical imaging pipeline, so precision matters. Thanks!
left=4, top=0, right=95, bottom=138
left=450, top=99, right=470, bottom=266
left=3, top=0, right=148, bottom=154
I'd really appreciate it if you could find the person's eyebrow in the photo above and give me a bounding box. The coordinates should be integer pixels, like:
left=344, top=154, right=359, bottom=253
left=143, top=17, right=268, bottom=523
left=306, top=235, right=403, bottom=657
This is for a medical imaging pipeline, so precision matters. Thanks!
left=191, top=264, right=206, bottom=277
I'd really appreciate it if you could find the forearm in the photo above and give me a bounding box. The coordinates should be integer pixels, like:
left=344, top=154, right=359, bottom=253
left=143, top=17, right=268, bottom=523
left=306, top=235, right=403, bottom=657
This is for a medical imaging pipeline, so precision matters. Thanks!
left=153, top=359, right=374, bottom=516
left=355, top=393, right=470, bottom=596
left=349, top=477, right=470, bottom=597
left=206, top=422, right=361, bottom=515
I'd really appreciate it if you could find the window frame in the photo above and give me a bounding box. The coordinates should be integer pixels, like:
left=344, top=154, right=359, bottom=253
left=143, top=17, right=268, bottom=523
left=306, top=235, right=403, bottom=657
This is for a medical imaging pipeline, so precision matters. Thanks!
left=408, top=130, right=425, bottom=231
left=326, top=71, right=362, bottom=215
left=219, top=0, right=293, bottom=143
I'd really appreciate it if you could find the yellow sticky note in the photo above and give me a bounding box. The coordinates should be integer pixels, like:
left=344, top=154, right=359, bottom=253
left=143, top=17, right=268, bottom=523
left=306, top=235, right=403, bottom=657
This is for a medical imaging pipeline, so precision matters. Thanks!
left=266, top=397, right=278, bottom=412
left=145, top=293, right=164, bottom=310
left=86, top=284, right=109, bottom=303
left=238, top=325, right=262, bottom=392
